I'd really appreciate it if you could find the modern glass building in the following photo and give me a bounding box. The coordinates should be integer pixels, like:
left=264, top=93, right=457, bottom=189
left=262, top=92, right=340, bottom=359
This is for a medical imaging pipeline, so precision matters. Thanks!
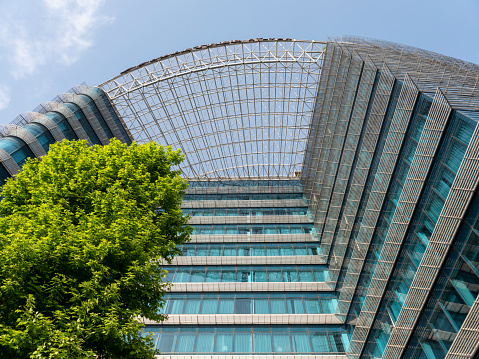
left=2, top=37, right=479, bottom=359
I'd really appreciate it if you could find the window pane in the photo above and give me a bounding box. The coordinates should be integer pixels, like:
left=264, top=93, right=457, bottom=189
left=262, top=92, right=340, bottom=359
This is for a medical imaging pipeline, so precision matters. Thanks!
left=235, top=298, right=252, bottom=314
left=234, top=333, right=252, bottom=353
left=167, top=299, right=184, bottom=314
left=273, top=333, right=291, bottom=353
left=287, top=298, right=304, bottom=314
left=304, top=299, right=321, bottom=313
left=215, top=333, right=233, bottom=353
left=175, top=333, right=196, bottom=352
left=195, top=333, right=214, bottom=353
left=200, top=299, right=218, bottom=314
left=253, top=333, right=272, bottom=353
left=183, top=299, right=201, bottom=314
left=311, top=333, right=330, bottom=353
left=218, top=299, right=234, bottom=314
left=157, top=333, right=177, bottom=353
left=291, top=333, right=311, bottom=353
left=253, top=299, right=269, bottom=314
left=270, top=299, right=287, bottom=314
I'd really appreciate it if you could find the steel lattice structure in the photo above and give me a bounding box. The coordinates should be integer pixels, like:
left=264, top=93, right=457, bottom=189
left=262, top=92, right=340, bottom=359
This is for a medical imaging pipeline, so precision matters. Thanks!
left=100, top=39, right=326, bottom=179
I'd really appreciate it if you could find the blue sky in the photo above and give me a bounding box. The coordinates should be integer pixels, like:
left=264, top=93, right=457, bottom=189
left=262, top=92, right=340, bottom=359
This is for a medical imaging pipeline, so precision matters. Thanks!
left=0, top=0, right=478, bottom=125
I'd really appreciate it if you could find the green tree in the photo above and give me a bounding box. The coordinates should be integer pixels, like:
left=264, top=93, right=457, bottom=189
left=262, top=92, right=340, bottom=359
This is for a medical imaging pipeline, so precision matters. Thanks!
left=0, top=139, right=190, bottom=358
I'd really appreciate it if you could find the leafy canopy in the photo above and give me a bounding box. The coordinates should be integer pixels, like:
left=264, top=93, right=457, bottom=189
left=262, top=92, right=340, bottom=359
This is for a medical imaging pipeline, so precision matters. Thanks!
left=0, top=139, right=190, bottom=358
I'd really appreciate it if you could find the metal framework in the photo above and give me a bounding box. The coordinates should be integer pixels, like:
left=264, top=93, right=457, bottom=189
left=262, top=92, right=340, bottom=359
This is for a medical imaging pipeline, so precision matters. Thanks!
left=100, top=39, right=325, bottom=179
left=1, top=37, right=471, bottom=358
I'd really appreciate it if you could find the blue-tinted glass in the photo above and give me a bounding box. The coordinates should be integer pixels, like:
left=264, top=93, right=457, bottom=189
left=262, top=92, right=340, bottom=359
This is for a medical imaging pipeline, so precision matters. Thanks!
left=195, top=333, right=214, bottom=353
left=235, top=298, right=251, bottom=314
left=63, top=102, right=102, bottom=145
left=23, top=123, right=55, bottom=152
left=78, top=94, right=114, bottom=138
left=175, top=333, right=196, bottom=352
left=453, top=113, right=475, bottom=144
left=183, top=299, right=201, bottom=314
left=304, top=299, right=321, bottom=313
left=218, top=299, right=234, bottom=314
left=215, top=333, right=233, bottom=352
left=234, top=333, right=252, bottom=353
left=46, top=112, right=78, bottom=140
left=311, top=333, right=330, bottom=353
left=443, top=139, right=467, bottom=173
left=253, top=333, right=272, bottom=353
left=292, top=333, right=311, bottom=353
left=270, top=299, right=286, bottom=314
left=273, top=334, right=291, bottom=352
left=253, top=299, right=269, bottom=314
left=287, top=298, right=305, bottom=314
left=157, top=333, right=177, bottom=353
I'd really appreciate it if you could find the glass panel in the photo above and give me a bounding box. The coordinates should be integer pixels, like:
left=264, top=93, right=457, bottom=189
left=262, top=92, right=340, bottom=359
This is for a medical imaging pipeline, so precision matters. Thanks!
left=291, top=333, right=311, bottom=353
left=304, top=299, right=321, bottom=313
left=235, top=298, right=251, bottom=314
left=200, top=299, right=217, bottom=314
left=167, top=299, right=184, bottom=314
left=321, top=298, right=337, bottom=313
left=298, top=270, right=314, bottom=282
left=287, top=299, right=305, bottom=314
left=234, top=333, right=252, bottom=353
left=311, top=333, right=330, bottom=353
left=253, top=333, right=272, bottom=353
left=175, top=333, right=196, bottom=352
left=157, top=333, right=177, bottom=353
left=253, top=299, right=269, bottom=314
left=270, top=299, right=286, bottom=314
left=195, top=333, right=214, bottom=353
left=272, top=333, right=291, bottom=353
left=215, top=333, right=233, bottom=353
left=218, top=298, right=234, bottom=314
left=183, top=299, right=201, bottom=314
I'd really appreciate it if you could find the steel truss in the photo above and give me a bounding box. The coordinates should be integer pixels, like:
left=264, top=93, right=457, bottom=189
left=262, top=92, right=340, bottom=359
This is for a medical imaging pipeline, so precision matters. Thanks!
left=100, top=39, right=325, bottom=179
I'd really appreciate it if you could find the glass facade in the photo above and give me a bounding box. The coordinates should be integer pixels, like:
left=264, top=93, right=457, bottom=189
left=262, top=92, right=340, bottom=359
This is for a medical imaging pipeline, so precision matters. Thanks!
left=4, top=38, right=479, bottom=358
left=179, top=242, right=319, bottom=256
left=144, top=325, right=349, bottom=354
left=159, top=292, right=338, bottom=315
left=142, top=179, right=346, bottom=355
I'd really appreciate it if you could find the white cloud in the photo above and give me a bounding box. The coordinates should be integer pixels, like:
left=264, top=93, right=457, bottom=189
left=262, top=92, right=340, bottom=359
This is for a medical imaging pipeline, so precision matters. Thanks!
left=0, top=86, right=11, bottom=110
left=0, top=0, right=113, bottom=79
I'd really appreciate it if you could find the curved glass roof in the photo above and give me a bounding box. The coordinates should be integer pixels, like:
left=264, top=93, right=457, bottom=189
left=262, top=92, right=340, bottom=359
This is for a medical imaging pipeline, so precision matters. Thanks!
left=100, top=39, right=325, bottom=179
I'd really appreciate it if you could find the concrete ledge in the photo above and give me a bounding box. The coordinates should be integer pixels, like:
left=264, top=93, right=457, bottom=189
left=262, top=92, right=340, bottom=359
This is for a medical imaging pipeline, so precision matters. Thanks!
left=146, top=313, right=343, bottom=325
left=169, top=282, right=334, bottom=292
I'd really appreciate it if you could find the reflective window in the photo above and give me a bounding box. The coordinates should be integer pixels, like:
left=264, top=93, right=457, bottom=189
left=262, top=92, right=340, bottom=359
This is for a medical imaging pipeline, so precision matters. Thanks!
left=183, top=206, right=309, bottom=216
left=191, top=223, right=313, bottom=235
left=183, top=193, right=303, bottom=201
left=23, top=123, right=55, bottom=152
left=164, top=265, right=327, bottom=283
left=142, top=326, right=349, bottom=354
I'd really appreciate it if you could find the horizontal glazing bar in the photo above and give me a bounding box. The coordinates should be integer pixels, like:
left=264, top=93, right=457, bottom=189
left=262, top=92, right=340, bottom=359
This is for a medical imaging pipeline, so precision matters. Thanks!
left=163, top=265, right=328, bottom=283
left=141, top=325, right=350, bottom=355
left=183, top=207, right=309, bottom=217
left=178, top=242, right=319, bottom=257
left=183, top=193, right=304, bottom=201
left=187, top=180, right=302, bottom=187
left=190, top=224, right=313, bottom=235
left=158, top=292, right=337, bottom=315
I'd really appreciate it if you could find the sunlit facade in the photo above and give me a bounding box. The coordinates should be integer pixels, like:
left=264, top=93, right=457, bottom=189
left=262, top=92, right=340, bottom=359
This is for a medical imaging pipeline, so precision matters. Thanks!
left=2, top=37, right=479, bottom=359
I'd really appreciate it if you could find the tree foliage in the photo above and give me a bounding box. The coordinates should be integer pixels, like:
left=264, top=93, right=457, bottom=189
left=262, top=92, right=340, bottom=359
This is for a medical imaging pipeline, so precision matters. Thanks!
left=0, top=139, right=190, bottom=358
